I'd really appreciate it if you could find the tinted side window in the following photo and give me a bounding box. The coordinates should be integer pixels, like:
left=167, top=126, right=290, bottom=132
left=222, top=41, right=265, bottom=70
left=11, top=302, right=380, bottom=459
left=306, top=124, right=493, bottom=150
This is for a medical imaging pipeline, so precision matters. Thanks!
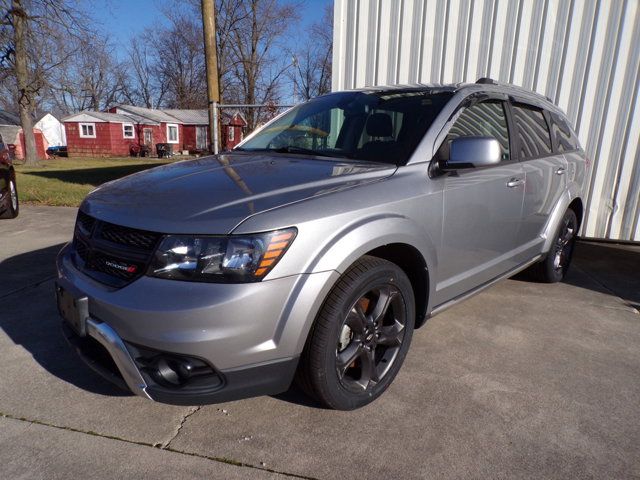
left=550, top=114, right=579, bottom=152
left=512, top=104, right=552, bottom=159
left=445, top=101, right=511, bottom=161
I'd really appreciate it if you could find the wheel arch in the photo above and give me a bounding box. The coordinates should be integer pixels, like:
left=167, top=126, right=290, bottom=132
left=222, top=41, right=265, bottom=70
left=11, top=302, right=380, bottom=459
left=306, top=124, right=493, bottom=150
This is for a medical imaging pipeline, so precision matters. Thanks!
left=568, top=197, right=584, bottom=231
left=303, top=215, right=438, bottom=326
left=366, top=243, right=430, bottom=328
left=542, top=191, right=584, bottom=253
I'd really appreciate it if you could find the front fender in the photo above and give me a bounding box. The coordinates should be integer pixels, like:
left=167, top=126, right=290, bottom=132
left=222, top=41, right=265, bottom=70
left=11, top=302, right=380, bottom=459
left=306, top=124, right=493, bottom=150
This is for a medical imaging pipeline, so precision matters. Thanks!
left=302, top=213, right=439, bottom=320
left=276, top=214, right=439, bottom=356
left=309, top=213, right=437, bottom=276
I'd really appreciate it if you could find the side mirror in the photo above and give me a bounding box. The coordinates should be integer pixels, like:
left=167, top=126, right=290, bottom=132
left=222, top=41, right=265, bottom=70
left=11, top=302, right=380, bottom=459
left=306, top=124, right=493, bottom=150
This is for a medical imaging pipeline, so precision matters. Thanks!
left=443, top=136, right=502, bottom=170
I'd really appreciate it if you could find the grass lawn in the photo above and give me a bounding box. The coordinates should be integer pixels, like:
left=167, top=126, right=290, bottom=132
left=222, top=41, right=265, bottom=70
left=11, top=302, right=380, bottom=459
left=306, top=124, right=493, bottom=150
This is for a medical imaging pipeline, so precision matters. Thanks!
left=15, top=157, right=177, bottom=207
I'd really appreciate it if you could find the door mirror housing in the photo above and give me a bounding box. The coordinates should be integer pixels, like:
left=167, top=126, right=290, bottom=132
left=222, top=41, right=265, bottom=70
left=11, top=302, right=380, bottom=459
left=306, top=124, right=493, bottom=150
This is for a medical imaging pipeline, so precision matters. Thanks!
left=443, top=136, right=502, bottom=170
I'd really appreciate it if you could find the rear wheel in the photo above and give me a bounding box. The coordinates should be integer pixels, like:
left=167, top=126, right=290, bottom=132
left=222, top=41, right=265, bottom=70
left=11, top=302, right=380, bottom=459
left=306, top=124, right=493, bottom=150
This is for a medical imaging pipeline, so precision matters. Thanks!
left=527, top=208, right=577, bottom=283
left=0, top=174, right=19, bottom=219
left=296, top=256, right=415, bottom=410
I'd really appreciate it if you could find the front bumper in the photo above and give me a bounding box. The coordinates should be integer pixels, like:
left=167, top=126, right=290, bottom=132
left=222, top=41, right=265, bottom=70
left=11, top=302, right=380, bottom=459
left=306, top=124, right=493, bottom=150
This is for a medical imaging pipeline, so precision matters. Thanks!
left=56, top=243, right=338, bottom=404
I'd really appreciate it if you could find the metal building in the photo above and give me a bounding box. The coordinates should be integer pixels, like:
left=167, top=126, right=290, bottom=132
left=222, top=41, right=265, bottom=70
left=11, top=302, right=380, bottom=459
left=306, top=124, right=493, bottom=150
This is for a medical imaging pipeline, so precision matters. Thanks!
left=332, top=0, right=640, bottom=241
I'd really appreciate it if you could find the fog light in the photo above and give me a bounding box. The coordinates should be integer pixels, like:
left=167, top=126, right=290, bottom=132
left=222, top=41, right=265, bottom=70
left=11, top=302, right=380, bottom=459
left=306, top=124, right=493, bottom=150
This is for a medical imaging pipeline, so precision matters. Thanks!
left=151, top=357, right=182, bottom=386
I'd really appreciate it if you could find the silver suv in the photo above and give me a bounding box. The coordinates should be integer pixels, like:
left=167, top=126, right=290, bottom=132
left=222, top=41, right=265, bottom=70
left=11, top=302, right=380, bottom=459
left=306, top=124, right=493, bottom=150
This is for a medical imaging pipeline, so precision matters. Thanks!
left=56, top=79, right=587, bottom=410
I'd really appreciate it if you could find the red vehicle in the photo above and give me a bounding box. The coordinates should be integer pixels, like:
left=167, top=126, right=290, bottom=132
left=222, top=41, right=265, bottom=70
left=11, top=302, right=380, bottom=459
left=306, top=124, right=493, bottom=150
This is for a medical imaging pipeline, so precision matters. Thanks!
left=0, top=133, right=19, bottom=219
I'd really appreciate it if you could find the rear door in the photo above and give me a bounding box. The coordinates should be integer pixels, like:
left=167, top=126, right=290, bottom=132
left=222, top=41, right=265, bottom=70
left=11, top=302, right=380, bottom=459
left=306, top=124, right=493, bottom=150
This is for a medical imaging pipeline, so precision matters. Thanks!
left=510, top=101, right=567, bottom=260
left=435, top=99, right=525, bottom=305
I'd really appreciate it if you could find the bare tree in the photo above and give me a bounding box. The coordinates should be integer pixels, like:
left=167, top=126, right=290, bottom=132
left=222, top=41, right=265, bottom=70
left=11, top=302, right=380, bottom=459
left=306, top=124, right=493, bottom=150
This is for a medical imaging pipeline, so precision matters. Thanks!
left=144, top=4, right=207, bottom=109
left=48, top=33, right=126, bottom=113
left=122, top=38, right=167, bottom=109
left=213, top=0, right=248, bottom=103
left=1, top=0, right=86, bottom=165
left=289, top=6, right=332, bottom=102
left=231, top=0, right=299, bottom=128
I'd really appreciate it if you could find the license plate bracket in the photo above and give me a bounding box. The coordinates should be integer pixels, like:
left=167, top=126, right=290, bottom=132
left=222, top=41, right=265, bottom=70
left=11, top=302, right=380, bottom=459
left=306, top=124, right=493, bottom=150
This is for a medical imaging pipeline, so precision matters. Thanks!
left=56, top=284, right=89, bottom=337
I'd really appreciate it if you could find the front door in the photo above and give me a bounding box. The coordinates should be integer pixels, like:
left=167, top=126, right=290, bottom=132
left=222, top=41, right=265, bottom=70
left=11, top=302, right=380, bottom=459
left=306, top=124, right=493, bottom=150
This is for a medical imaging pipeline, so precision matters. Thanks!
left=196, top=126, right=208, bottom=150
left=143, top=129, right=153, bottom=147
left=434, top=100, right=525, bottom=305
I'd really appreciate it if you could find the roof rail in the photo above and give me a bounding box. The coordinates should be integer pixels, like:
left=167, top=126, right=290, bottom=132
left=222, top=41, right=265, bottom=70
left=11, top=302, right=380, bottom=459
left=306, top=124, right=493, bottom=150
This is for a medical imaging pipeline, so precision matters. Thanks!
left=476, top=77, right=498, bottom=85
left=474, top=77, right=555, bottom=104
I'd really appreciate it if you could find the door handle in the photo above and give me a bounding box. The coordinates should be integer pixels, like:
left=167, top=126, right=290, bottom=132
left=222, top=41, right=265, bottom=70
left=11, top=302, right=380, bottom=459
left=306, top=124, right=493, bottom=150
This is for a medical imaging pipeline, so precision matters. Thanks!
left=555, top=167, right=566, bottom=175
left=506, top=178, right=524, bottom=188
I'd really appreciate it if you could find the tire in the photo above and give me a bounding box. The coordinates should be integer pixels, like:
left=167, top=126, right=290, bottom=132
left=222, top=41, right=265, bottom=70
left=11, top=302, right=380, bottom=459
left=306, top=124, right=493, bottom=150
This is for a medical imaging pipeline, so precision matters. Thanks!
left=0, top=174, right=19, bottom=219
left=296, top=255, right=415, bottom=410
left=526, top=208, right=578, bottom=283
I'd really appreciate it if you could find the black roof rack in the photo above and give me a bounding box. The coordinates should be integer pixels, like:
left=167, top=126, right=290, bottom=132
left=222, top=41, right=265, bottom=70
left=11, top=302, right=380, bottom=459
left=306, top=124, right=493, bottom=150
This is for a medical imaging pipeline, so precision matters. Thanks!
left=476, top=77, right=499, bottom=85
left=474, top=77, right=555, bottom=104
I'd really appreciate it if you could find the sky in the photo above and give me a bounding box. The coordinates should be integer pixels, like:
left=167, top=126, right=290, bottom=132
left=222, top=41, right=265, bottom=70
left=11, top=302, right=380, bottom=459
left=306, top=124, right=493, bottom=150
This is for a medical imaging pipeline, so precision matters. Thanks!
left=91, top=0, right=333, bottom=60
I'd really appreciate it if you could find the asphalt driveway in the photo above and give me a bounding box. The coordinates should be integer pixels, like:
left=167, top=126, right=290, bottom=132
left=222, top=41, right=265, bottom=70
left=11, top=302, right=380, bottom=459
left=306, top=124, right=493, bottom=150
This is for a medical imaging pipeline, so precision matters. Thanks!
left=1, top=206, right=639, bottom=479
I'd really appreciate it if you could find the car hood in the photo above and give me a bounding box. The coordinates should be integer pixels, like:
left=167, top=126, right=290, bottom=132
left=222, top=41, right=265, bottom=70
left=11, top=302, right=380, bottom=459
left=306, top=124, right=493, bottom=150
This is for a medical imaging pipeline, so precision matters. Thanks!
left=81, top=153, right=396, bottom=234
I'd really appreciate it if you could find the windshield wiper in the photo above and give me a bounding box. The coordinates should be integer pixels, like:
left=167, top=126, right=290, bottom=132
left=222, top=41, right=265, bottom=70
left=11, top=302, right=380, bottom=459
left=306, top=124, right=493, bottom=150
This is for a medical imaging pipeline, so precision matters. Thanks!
left=270, top=146, right=321, bottom=156
left=235, top=146, right=358, bottom=160
left=234, top=146, right=316, bottom=155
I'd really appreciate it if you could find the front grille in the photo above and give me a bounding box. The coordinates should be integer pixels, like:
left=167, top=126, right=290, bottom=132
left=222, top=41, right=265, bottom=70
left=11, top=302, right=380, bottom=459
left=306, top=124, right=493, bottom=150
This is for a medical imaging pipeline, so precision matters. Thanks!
left=100, top=222, right=160, bottom=250
left=76, top=210, right=96, bottom=236
left=75, top=239, right=90, bottom=262
left=72, top=211, right=160, bottom=287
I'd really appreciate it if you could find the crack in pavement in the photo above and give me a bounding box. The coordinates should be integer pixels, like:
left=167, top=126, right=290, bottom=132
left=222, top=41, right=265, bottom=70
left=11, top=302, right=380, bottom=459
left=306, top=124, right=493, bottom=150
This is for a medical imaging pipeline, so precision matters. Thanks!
left=0, top=275, right=56, bottom=300
left=0, top=411, right=318, bottom=480
left=161, top=405, right=201, bottom=449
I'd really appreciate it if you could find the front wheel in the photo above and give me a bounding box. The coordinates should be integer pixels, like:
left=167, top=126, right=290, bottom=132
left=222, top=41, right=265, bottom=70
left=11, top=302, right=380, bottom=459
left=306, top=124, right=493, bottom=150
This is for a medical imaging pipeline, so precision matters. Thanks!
left=0, top=175, right=19, bottom=219
left=296, top=256, right=415, bottom=410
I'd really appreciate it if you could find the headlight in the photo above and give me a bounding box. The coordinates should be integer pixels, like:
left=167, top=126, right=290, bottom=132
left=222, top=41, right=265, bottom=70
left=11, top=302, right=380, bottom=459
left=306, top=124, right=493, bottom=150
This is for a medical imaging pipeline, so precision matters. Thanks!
left=148, top=228, right=296, bottom=283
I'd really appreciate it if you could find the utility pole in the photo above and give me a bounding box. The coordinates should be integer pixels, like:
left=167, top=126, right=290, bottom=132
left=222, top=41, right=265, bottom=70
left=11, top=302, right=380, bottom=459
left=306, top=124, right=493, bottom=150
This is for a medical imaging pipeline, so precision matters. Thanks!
left=201, top=0, right=220, bottom=154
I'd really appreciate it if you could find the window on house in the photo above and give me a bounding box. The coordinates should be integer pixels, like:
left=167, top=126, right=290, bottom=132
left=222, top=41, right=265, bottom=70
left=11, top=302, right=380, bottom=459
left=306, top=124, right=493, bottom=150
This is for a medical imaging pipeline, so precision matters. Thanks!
left=228, top=127, right=235, bottom=142
left=123, top=124, right=135, bottom=139
left=167, top=124, right=179, bottom=143
left=79, top=123, right=96, bottom=138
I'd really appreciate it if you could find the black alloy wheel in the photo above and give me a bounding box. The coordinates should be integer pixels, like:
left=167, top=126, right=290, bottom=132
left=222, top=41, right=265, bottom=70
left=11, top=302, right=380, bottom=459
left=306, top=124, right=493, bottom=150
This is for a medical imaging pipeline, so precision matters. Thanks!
left=336, top=284, right=407, bottom=393
left=552, top=210, right=577, bottom=275
left=297, top=255, right=415, bottom=410
left=526, top=208, right=577, bottom=283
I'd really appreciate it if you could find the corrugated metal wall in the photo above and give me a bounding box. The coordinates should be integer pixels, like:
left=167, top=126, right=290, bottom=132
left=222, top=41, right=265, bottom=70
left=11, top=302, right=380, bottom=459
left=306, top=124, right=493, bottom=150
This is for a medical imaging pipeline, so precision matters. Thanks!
left=332, top=0, right=640, bottom=241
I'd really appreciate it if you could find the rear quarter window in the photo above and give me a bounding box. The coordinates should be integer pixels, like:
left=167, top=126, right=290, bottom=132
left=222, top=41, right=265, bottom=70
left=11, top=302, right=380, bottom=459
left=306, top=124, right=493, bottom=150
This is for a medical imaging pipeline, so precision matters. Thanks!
left=512, top=104, right=553, bottom=159
left=550, top=114, right=580, bottom=152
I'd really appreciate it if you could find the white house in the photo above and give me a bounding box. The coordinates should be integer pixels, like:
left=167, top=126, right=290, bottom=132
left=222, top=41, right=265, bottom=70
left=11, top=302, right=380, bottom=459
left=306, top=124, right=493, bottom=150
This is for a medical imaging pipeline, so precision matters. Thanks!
left=34, top=113, right=66, bottom=147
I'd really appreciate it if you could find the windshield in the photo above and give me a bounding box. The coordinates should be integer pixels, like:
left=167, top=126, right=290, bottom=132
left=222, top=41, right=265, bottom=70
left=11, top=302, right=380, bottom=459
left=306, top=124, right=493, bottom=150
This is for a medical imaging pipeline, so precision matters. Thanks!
left=237, top=90, right=453, bottom=165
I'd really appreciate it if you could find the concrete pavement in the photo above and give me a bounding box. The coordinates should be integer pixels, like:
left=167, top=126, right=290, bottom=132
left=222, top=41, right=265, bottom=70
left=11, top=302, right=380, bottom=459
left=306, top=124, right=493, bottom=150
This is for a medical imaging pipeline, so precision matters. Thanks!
left=1, top=206, right=639, bottom=479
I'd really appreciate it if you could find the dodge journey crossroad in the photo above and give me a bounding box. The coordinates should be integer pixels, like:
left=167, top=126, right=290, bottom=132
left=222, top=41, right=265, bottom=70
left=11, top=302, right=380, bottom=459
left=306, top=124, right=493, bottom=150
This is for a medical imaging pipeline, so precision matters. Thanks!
left=56, top=79, right=587, bottom=410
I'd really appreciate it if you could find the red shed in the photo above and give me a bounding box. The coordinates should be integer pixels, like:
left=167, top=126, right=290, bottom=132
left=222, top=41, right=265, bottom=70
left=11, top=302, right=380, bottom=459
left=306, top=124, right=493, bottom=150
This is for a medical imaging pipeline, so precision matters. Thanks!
left=220, top=111, right=247, bottom=150
left=0, top=124, right=49, bottom=160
